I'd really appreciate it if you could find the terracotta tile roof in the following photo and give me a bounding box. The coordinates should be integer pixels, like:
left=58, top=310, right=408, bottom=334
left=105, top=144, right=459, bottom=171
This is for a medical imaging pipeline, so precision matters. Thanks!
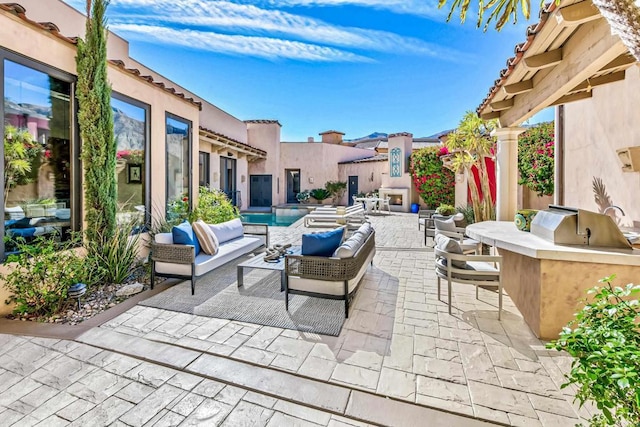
left=244, top=119, right=282, bottom=126
left=109, top=60, right=202, bottom=109
left=199, top=126, right=267, bottom=157
left=0, top=3, right=77, bottom=44
left=339, top=154, right=388, bottom=164
left=476, top=2, right=558, bottom=115
left=319, top=130, right=345, bottom=135
left=388, top=132, right=413, bottom=138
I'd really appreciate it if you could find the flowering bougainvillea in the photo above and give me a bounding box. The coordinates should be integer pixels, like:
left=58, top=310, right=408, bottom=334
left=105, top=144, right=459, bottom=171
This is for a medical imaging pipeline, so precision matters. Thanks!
left=518, top=122, right=554, bottom=196
left=410, top=146, right=455, bottom=208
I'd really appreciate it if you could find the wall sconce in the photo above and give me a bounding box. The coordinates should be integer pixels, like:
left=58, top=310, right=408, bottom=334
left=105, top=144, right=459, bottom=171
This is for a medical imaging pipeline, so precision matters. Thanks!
left=213, top=172, right=219, bottom=182
left=308, top=177, right=314, bottom=184
left=241, top=174, right=246, bottom=183
left=369, top=172, right=374, bottom=182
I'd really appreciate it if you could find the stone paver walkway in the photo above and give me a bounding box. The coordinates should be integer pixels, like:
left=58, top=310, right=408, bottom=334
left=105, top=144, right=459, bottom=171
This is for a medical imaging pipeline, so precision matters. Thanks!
left=0, top=213, right=594, bottom=426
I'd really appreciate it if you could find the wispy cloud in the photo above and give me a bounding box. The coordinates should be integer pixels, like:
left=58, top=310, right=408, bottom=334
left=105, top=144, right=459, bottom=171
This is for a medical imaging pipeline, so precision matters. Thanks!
left=111, top=24, right=371, bottom=62
left=245, top=0, right=443, bottom=18
left=63, top=0, right=463, bottom=62
left=109, top=0, right=442, bottom=56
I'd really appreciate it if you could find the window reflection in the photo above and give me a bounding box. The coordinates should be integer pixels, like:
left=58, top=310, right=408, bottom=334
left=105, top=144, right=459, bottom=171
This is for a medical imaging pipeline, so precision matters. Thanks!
left=112, top=95, right=147, bottom=223
left=3, top=60, right=72, bottom=256
left=166, top=115, right=190, bottom=215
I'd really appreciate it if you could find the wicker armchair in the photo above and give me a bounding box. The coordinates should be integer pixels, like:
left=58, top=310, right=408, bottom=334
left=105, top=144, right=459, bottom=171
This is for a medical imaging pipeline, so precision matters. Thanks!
left=284, top=230, right=375, bottom=317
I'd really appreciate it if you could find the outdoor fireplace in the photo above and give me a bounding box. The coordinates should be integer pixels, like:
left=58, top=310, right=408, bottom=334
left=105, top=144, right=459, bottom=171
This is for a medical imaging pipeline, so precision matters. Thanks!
left=389, top=194, right=403, bottom=206
left=378, top=188, right=410, bottom=212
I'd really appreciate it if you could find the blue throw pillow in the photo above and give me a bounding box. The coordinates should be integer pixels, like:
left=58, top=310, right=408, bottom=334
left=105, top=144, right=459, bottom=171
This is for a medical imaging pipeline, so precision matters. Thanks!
left=172, top=221, right=201, bottom=255
left=302, top=227, right=344, bottom=257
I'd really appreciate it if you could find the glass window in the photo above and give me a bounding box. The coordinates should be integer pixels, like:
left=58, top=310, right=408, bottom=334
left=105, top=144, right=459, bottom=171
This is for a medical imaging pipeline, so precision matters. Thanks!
left=112, top=95, right=148, bottom=223
left=199, top=151, right=210, bottom=188
left=166, top=114, right=190, bottom=214
left=3, top=59, right=73, bottom=257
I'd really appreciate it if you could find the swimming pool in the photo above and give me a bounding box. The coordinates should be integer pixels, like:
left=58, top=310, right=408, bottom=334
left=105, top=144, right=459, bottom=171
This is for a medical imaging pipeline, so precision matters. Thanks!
left=241, top=213, right=304, bottom=227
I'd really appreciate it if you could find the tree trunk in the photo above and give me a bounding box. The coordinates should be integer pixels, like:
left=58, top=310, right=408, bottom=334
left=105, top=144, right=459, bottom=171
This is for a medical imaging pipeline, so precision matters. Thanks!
left=478, top=156, right=495, bottom=221
left=467, top=167, right=483, bottom=222
left=592, top=0, right=640, bottom=61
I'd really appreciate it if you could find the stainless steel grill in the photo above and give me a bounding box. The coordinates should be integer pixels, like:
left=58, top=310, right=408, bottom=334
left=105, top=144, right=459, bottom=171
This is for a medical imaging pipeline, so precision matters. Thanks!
left=530, top=205, right=632, bottom=249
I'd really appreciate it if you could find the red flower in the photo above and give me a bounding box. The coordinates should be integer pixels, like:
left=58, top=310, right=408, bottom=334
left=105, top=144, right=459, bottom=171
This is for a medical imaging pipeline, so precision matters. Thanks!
left=182, top=197, right=188, bottom=202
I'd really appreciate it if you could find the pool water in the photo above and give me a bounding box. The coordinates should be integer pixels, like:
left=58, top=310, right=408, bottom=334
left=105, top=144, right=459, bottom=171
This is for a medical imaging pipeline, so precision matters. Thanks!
left=241, top=213, right=303, bottom=227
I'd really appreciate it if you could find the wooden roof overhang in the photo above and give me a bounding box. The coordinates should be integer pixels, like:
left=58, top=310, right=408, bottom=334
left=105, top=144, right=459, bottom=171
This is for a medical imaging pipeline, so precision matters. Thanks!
left=477, top=0, right=638, bottom=127
left=199, top=127, right=267, bottom=162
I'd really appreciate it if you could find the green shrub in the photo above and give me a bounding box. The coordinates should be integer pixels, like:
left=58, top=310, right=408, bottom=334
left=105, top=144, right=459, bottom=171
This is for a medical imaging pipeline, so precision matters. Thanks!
left=296, top=190, right=311, bottom=203
left=548, top=275, right=640, bottom=426
left=309, top=188, right=331, bottom=203
left=1, top=236, right=91, bottom=316
left=189, top=187, right=239, bottom=224
left=85, top=223, right=142, bottom=285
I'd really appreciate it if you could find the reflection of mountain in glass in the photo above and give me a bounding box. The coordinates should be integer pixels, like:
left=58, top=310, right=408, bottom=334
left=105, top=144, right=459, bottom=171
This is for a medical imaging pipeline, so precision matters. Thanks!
left=113, top=107, right=144, bottom=151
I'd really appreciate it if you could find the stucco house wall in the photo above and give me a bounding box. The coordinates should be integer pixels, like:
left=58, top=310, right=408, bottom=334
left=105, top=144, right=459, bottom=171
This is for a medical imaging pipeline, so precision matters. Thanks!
left=279, top=142, right=373, bottom=205
left=338, top=161, right=387, bottom=197
left=247, top=122, right=282, bottom=208
left=563, top=65, right=640, bottom=228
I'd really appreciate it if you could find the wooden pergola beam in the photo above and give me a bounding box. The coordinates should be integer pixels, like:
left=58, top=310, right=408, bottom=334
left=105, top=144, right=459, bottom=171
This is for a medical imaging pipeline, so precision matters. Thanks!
left=569, top=71, right=626, bottom=93
left=555, top=1, right=601, bottom=26
left=550, top=91, right=592, bottom=106
left=499, top=18, right=628, bottom=126
left=490, top=98, right=515, bottom=111
left=481, top=111, right=501, bottom=120
left=503, top=79, right=534, bottom=95
left=523, top=48, right=563, bottom=69
left=599, top=53, right=637, bottom=72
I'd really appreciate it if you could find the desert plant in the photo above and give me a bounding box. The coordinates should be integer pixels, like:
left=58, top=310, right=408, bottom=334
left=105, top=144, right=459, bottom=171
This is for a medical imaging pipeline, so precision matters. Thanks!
left=85, top=221, right=141, bottom=285
left=444, top=112, right=496, bottom=222
left=410, top=146, right=455, bottom=209
left=518, top=122, right=554, bottom=197
left=77, top=0, right=117, bottom=244
left=548, top=275, right=640, bottom=426
left=325, top=181, right=347, bottom=205
left=436, top=204, right=456, bottom=216
left=456, top=205, right=475, bottom=225
left=189, top=187, right=239, bottom=224
left=309, top=188, right=331, bottom=204
left=1, top=235, right=91, bottom=316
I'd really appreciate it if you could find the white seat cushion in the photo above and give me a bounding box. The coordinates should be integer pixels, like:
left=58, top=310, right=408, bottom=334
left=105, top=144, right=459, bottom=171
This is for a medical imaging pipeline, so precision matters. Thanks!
left=435, top=258, right=499, bottom=282
left=154, top=236, right=263, bottom=276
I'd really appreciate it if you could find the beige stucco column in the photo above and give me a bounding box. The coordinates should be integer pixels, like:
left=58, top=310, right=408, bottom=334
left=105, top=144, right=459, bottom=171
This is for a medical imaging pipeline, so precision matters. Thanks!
left=491, top=127, right=526, bottom=221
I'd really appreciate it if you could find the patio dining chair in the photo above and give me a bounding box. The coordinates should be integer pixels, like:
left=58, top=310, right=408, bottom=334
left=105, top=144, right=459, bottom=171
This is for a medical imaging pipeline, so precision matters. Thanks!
left=380, top=197, right=391, bottom=215
left=434, top=217, right=481, bottom=254
left=434, top=239, right=503, bottom=319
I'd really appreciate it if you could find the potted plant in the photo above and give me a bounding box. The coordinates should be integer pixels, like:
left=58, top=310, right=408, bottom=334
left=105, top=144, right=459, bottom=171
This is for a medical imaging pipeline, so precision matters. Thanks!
left=436, top=203, right=456, bottom=216
left=309, top=188, right=331, bottom=204
left=296, top=190, right=311, bottom=204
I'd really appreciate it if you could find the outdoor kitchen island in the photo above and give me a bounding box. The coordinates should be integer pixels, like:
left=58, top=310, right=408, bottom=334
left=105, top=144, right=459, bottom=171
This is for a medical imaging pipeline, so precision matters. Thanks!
left=466, top=220, right=640, bottom=340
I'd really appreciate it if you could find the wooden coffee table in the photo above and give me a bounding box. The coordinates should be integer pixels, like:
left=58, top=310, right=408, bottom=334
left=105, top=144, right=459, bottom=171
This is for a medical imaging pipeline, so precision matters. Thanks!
left=237, top=246, right=301, bottom=291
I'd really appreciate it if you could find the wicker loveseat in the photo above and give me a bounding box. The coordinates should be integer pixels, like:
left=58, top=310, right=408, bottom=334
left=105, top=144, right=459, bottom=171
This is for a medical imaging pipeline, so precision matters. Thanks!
left=150, top=219, right=268, bottom=294
left=284, top=225, right=375, bottom=317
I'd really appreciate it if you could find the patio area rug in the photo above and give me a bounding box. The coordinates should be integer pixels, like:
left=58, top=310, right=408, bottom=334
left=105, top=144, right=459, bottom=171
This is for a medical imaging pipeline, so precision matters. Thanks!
left=139, top=255, right=346, bottom=336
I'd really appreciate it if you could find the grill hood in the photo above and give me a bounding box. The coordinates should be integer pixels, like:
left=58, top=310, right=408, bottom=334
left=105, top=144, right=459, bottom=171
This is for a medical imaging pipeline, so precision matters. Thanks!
left=530, top=205, right=632, bottom=249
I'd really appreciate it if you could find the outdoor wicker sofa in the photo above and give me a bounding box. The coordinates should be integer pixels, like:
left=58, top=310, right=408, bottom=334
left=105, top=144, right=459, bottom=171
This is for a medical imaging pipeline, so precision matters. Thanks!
left=150, top=219, right=268, bottom=295
left=284, top=226, right=375, bottom=317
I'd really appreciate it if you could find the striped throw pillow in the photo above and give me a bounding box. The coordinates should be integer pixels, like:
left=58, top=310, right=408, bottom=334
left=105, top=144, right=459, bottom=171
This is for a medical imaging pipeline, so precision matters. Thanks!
left=192, top=220, right=219, bottom=255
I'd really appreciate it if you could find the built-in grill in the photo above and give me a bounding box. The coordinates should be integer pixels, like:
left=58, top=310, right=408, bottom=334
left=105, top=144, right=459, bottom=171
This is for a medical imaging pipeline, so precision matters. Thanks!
left=530, top=205, right=632, bottom=249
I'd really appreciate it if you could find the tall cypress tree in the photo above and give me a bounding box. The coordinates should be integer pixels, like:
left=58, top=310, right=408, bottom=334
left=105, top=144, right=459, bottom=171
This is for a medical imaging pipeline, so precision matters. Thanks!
left=76, top=0, right=116, bottom=243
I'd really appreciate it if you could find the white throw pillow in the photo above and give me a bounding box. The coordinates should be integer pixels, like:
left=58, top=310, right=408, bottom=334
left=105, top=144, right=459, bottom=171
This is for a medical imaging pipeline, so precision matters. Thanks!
left=434, top=217, right=458, bottom=232
left=209, top=218, right=244, bottom=244
left=333, top=232, right=366, bottom=258
left=434, top=234, right=466, bottom=268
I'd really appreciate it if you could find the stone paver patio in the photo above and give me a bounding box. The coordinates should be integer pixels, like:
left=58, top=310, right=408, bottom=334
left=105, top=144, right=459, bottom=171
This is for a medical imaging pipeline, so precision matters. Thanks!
left=0, top=213, right=595, bottom=426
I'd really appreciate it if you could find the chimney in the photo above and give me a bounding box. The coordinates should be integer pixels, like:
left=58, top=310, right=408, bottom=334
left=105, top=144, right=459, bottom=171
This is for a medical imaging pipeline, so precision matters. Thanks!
left=319, top=130, right=345, bottom=144
left=307, top=137, right=315, bottom=143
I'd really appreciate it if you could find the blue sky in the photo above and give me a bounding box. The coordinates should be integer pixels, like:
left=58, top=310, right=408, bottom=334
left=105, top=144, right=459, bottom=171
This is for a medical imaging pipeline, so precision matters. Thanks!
left=62, top=0, right=553, bottom=141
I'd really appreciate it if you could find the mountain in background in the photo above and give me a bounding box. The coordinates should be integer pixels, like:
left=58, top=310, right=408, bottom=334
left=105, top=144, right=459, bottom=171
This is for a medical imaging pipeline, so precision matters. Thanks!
left=113, top=107, right=144, bottom=151
left=345, top=132, right=388, bottom=142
